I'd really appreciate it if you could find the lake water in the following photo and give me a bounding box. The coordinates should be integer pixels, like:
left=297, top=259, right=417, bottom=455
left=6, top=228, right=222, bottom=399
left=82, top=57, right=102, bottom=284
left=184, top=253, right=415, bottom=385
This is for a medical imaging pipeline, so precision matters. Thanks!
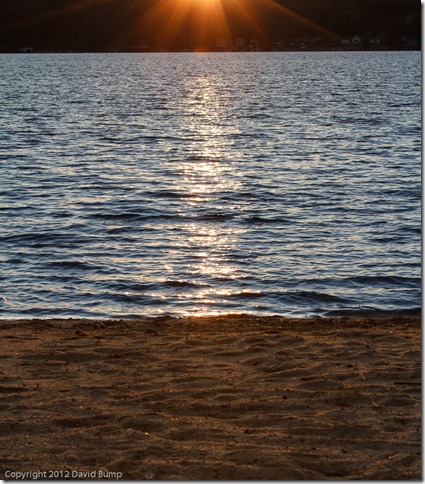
left=0, top=51, right=421, bottom=319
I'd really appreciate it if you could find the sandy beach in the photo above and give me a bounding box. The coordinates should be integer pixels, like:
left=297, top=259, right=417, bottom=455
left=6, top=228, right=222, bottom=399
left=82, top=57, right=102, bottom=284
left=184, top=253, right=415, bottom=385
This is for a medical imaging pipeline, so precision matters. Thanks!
left=0, top=314, right=420, bottom=480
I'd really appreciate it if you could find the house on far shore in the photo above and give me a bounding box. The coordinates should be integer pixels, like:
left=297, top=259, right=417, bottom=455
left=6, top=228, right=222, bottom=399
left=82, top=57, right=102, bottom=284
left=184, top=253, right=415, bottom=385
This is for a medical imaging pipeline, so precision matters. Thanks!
left=341, top=35, right=362, bottom=46
left=248, top=38, right=260, bottom=51
left=215, top=37, right=227, bottom=50
left=235, top=38, right=244, bottom=50
left=19, top=46, right=34, bottom=53
left=400, top=37, right=419, bottom=49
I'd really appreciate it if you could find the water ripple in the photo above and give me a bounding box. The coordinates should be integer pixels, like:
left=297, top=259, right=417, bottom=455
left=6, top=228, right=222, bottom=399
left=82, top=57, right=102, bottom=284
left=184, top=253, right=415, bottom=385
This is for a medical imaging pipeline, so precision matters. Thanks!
left=0, top=51, right=421, bottom=319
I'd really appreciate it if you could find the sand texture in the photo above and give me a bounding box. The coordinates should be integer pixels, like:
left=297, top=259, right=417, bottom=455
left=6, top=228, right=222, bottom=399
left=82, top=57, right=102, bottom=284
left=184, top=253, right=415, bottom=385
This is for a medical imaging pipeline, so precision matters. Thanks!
left=0, top=315, right=421, bottom=480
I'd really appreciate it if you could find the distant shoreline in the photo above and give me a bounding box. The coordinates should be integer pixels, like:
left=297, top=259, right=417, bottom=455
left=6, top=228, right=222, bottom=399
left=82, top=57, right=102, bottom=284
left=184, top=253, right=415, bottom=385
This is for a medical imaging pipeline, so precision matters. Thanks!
left=3, top=47, right=420, bottom=55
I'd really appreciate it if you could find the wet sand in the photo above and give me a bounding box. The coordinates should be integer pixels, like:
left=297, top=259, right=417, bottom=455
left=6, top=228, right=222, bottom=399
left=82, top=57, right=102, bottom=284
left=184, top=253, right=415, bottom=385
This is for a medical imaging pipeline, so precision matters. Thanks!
left=0, top=314, right=421, bottom=480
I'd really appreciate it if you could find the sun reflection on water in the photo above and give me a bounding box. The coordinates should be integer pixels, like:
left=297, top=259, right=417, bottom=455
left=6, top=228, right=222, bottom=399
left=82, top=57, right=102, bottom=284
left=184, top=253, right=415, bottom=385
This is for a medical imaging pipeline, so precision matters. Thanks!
left=169, top=71, right=246, bottom=313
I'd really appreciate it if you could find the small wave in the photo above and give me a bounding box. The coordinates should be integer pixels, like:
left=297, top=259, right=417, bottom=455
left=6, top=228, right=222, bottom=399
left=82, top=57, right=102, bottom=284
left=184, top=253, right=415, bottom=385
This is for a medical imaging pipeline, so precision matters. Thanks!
left=225, top=291, right=265, bottom=300
left=106, top=279, right=206, bottom=292
left=186, top=155, right=221, bottom=162
left=400, top=226, right=421, bottom=235
left=284, top=291, right=349, bottom=304
left=106, top=227, right=129, bottom=234
left=1, top=232, right=71, bottom=244
left=89, top=212, right=141, bottom=220
left=221, top=192, right=256, bottom=201
left=388, top=102, right=418, bottom=108
left=5, top=257, right=24, bottom=265
left=99, top=136, right=121, bottom=143
left=347, top=275, right=420, bottom=288
left=371, top=236, right=401, bottom=244
left=109, top=294, right=151, bottom=303
left=79, top=184, right=121, bottom=191
left=51, top=211, right=73, bottom=218
left=88, top=212, right=177, bottom=222
left=108, top=293, right=165, bottom=305
left=243, top=216, right=291, bottom=225
left=101, top=281, right=156, bottom=292
left=199, top=212, right=235, bottom=222
left=47, top=260, right=95, bottom=270
left=160, top=280, right=203, bottom=289
left=331, top=115, right=384, bottom=126
left=148, top=190, right=196, bottom=200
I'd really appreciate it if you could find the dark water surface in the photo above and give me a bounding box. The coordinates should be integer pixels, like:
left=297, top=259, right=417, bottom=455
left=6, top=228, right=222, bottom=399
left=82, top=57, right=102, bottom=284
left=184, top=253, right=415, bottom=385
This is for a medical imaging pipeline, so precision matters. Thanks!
left=1, top=52, right=421, bottom=318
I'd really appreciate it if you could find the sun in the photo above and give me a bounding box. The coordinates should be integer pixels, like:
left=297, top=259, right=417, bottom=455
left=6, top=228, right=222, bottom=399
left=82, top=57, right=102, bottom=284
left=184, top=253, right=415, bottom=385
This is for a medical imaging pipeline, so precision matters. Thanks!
left=133, top=0, right=233, bottom=52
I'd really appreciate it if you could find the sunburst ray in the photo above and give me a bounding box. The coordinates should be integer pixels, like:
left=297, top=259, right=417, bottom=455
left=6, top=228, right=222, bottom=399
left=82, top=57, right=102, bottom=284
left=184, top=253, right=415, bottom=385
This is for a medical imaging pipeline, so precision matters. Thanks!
left=133, top=0, right=337, bottom=51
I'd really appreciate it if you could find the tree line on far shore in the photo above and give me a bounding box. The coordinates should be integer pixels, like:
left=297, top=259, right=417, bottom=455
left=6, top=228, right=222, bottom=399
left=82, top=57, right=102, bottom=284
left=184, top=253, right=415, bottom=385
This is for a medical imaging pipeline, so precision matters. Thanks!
left=0, top=0, right=420, bottom=52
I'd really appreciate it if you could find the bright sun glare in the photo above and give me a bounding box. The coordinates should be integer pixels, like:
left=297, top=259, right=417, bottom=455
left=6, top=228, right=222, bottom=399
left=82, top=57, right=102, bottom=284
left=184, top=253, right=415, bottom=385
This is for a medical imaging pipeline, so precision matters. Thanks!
left=4, top=0, right=336, bottom=53
left=137, top=0, right=335, bottom=52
